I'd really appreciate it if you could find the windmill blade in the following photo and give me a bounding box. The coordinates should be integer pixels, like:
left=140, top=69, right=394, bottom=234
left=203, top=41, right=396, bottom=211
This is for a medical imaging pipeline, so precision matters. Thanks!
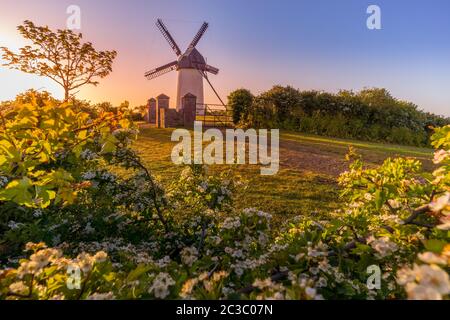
left=205, top=64, right=219, bottom=75
left=145, top=61, right=178, bottom=80
left=188, top=22, right=209, bottom=49
left=156, top=19, right=182, bottom=56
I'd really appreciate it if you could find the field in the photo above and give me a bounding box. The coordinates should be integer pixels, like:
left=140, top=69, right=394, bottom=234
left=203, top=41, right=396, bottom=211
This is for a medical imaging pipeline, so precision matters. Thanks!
left=133, top=126, right=434, bottom=222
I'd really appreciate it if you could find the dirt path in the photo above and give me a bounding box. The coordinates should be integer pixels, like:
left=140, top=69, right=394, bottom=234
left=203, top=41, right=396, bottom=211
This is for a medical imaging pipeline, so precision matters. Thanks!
left=137, top=125, right=433, bottom=178
left=279, top=139, right=349, bottom=177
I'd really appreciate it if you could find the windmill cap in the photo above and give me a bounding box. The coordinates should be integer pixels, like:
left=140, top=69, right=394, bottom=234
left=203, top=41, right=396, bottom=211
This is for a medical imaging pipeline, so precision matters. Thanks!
left=178, top=47, right=206, bottom=69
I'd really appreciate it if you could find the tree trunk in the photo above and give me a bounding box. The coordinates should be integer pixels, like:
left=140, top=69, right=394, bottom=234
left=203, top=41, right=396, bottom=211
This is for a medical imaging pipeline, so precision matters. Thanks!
left=64, top=88, right=69, bottom=102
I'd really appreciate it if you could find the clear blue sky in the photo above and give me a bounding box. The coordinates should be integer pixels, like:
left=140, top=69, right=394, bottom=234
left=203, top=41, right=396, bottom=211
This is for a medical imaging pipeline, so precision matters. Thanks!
left=1, top=0, right=449, bottom=116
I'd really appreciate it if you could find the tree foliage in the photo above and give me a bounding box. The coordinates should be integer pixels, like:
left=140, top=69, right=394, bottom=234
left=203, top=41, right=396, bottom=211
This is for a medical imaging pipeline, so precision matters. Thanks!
left=0, top=93, right=131, bottom=209
left=227, top=89, right=253, bottom=125
left=0, top=20, right=117, bottom=100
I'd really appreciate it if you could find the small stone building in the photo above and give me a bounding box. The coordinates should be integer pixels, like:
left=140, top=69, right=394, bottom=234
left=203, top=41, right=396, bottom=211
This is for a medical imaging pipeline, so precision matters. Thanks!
left=145, top=93, right=197, bottom=128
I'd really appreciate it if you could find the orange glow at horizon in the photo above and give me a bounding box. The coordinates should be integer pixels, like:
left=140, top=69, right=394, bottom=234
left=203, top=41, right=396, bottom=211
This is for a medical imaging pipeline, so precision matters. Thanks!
left=0, top=10, right=231, bottom=108
left=0, top=33, right=227, bottom=108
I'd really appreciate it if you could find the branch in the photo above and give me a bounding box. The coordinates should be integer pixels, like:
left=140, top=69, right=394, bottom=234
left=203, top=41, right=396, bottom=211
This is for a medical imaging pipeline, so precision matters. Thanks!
left=133, top=159, right=169, bottom=232
left=403, top=204, right=431, bottom=225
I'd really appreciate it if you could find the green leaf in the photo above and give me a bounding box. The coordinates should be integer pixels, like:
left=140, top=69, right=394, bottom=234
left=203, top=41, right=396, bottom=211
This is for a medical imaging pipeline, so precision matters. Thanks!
left=0, top=177, right=34, bottom=206
left=374, top=189, right=386, bottom=210
left=127, top=264, right=152, bottom=282
left=423, top=239, right=446, bottom=253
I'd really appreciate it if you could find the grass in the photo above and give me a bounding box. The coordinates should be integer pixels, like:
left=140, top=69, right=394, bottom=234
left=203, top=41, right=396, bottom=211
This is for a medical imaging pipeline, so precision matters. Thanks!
left=132, top=127, right=433, bottom=222
left=281, top=131, right=432, bottom=160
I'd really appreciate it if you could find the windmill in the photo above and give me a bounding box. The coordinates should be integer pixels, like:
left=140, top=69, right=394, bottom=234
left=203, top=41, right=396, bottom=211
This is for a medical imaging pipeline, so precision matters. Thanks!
left=145, top=19, right=219, bottom=112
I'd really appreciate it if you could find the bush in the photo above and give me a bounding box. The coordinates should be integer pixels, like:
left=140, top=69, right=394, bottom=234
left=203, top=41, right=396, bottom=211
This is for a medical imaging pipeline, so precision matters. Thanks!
left=1, top=93, right=449, bottom=299
left=239, top=86, right=449, bottom=147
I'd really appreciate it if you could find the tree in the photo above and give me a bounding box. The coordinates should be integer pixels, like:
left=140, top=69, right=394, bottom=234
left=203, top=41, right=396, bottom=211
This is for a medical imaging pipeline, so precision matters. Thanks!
left=227, top=89, right=254, bottom=124
left=258, top=86, right=302, bottom=124
left=0, top=20, right=117, bottom=101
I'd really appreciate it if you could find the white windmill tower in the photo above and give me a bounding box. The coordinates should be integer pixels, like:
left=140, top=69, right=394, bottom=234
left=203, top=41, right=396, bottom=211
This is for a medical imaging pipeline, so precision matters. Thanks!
left=145, top=19, right=219, bottom=113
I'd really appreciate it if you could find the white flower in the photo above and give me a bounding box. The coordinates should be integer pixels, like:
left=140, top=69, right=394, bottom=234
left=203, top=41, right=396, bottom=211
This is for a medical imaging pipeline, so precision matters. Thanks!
left=181, top=247, right=198, bottom=267
left=9, top=281, right=29, bottom=295
left=305, top=287, right=317, bottom=299
left=155, top=256, right=171, bottom=268
left=197, top=182, right=208, bottom=192
left=33, top=209, right=43, bottom=218
left=294, top=253, right=305, bottom=262
left=307, top=247, right=322, bottom=258
left=433, top=149, right=449, bottom=164
left=437, top=215, right=450, bottom=230
left=7, top=221, right=22, bottom=230
left=0, top=176, right=8, bottom=188
left=49, top=293, right=65, bottom=300
left=334, top=272, right=345, bottom=283
left=76, top=252, right=95, bottom=273
left=253, top=278, right=273, bottom=290
left=258, top=232, right=268, bottom=245
left=318, top=258, right=330, bottom=272
left=93, top=251, right=108, bottom=263
left=317, top=277, right=328, bottom=288
left=221, top=217, right=241, bottom=230
left=30, top=248, right=61, bottom=269
left=101, top=172, right=115, bottom=182
left=149, top=272, right=175, bottom=299
left=380, top=214, right=403, bottom=224
left=418, top=252, right=447, bottom=265
left=387, top=199, right=401, bottom=209
left=222, top=287, right=233, bottom=295
left=363, top=193, right=373, bottom=201
left=86, top=292, right=115, bottom=300
left=406, top=283, right=442, bottom=300
left=233, top=266, right=244, bottom=276
left=416, top=264, right=450, bottom=295
left=81, top=171, right=96, bottom=180
left=83, top=222, right=95, bottom=234
left=256, top=210, right=272, bottom=220
left=80, top=149, right=98, bottom=160
left=271, top=292, right=285, bottom=300
left=430, top=193, right=450, bottom=213
left=397, top=263, right=450, bottom=300
left=369, top=237, right=398, bottom=258
left=396, top=267, right=416, bottom=285
left=310, top=267, right=320, bottom=275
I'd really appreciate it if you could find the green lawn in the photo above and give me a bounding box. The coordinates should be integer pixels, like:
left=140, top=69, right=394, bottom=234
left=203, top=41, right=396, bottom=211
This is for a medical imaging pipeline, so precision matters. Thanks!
left=132, top=127, right=433, bottom=222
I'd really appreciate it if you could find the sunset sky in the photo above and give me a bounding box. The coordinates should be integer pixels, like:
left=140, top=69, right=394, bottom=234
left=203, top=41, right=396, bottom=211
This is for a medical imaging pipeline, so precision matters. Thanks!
left=1, top=0, right=449, bottom=116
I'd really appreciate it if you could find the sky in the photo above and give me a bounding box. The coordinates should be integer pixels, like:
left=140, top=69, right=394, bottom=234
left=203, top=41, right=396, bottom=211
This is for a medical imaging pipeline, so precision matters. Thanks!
left=0, top=0, right=449, bottom=116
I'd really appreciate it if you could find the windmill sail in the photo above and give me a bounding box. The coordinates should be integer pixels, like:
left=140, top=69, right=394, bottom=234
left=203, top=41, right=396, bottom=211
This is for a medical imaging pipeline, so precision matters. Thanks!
left=205, top=64, right=219, bottom=75
left=145, top=61, right=178, bottom=80
left=156, top=19, right=182, bottom=56
left=188, top=22, right=209, bottom=49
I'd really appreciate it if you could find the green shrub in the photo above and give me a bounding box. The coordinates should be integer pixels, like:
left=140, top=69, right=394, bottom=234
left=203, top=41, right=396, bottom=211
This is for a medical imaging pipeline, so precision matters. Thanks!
left=227, top=89, right=254, bottom=125
left=239, top=86, right=449, bottom=147
left=1, top=92, right=449, bottom=299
